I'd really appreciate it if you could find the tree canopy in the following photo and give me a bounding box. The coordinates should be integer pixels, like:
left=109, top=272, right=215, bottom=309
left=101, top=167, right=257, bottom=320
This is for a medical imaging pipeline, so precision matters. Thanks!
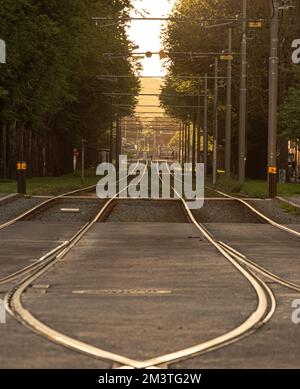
left=0, top=0, right=140, bottom=176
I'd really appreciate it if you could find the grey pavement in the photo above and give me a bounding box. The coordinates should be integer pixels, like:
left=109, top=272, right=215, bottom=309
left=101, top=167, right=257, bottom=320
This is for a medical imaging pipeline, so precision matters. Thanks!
left=0, top=207, right=299, bottom=368
left=21, top=223, right=257, bottom=364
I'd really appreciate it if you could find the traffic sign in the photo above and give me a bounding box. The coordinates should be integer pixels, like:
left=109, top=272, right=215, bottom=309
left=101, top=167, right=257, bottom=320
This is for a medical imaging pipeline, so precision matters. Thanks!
left=220, top=55, right=233, bottom=61
left=73, top=148, right=80, bottom=157
left=268, top=166, right=277, bottom=174
left=248, top=21, right=262, bottom=28
left=17, top=162, right=27, bottom=171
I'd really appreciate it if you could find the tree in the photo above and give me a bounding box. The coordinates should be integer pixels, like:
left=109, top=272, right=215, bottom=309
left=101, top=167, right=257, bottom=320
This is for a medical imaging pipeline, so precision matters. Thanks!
left=0, top=0, right=140, bottom=177
left=279, top=87, right=300, bottom=140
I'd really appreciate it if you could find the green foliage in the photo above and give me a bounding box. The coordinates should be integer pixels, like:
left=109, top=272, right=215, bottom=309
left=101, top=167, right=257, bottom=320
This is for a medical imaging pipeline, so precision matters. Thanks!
left=0, top=0, right=140, bottom=143
left=279, top=86, right=300, bottom=140
left=214, top=176, right=243, bottom=195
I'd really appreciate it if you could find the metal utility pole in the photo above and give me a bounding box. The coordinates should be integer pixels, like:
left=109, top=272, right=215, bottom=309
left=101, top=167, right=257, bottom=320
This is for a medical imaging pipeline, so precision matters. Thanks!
left=225, top=28, right=233, bottom=178
left=153, top=129, right=157, bottom=160
left=187, top=115, right=191, bottom=163
left=179, top=123, right=182, bottom=163
left=197, top=85, right=202, bottom=166
left=135, top=123, right=139, bottom=159
left=268, top=0, right=279, bottom=198
left=81, top=138, right=87, bottom=184
left=239, top=0, right=247, bottom=184
left=110, top=98, right=114, bottom=163
left=115, top=114, right=121, bottom=173
left=213, top=57, right=219, bottom=185
left=182, top=122, right=186, bottom=164
left=203, top=74, right=208, bottom=178
left=192, top=112, right=196, bottom=180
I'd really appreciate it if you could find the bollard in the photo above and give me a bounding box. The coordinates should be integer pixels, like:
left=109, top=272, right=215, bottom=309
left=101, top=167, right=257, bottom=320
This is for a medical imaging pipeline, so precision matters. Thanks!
left=17, top=161, right=27, bottom=194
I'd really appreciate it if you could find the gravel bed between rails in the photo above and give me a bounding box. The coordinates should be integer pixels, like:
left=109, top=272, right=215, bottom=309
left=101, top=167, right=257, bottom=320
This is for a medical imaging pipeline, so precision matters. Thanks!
left=192, top=200, right=264, bottom=224
left=104, top=200, right=189, bottom=223
left=247, top=199, right=300, bottom=225
left=0, top=196, right=45, bottom=223
left=24, top=198, right=105, bottom=223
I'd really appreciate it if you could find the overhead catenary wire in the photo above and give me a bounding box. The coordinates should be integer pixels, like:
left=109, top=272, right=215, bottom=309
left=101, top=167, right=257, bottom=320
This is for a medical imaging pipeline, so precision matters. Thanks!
left=97, top=75, right=229, bottom=79
left=103, top=93, right=205, bottom=97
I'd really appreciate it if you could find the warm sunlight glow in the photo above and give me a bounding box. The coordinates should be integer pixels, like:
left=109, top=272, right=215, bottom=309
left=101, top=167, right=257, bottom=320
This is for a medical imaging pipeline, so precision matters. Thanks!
left=128, top=1, right=177, bottom=114
left=129, top=0, right=177, bottom=77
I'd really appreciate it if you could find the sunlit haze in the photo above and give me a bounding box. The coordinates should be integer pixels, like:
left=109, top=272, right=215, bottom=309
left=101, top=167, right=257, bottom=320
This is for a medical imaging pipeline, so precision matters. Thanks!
left=129, top=0, right=177, bottom=77
left=128, top=0, right=177, bottom=114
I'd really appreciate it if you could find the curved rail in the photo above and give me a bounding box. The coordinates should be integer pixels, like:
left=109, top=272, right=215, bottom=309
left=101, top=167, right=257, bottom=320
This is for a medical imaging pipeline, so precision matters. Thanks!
left=5, top=165, right=148, bottom=369
left=4, top=163, right=276, bottom=369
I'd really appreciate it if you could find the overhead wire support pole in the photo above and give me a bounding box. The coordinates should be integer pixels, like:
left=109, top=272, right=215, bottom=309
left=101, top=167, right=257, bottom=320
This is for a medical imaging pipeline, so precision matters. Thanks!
left=197, top=87, right=201, bottom=165
left=185, top=121, right=189, bottom=164
left=213, top=57, right=219, bottom=186
left=81, top=138, right=87, bottom=184
left=115, top=105, right=121, bottom=174
left=192, top=97, right=197, bottom=181
left=268, top=0, right=279, bottom=198
left=225, top=28, right=233, bottom=179
left=204, top=74, right=208, bottom=179
left=239, top=0, right=248, bottom=184
left=179, top=123, right=182, bottom=163
left=110, top=97, right=114, bottom=163
left=182, top=122, right=186, bottom=165
left=187, top=115, right=191, bottom=163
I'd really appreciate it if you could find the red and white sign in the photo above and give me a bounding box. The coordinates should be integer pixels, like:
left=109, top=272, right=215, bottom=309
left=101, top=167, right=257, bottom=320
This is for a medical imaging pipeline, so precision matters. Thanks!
left=73, top=148, right=80, bottom=157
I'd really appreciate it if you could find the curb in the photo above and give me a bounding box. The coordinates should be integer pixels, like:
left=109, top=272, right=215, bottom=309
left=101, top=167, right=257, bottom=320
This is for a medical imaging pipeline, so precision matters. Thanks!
left=277, top=196, right=300, bottom=209
left=0, top=193, right=19, bottom=204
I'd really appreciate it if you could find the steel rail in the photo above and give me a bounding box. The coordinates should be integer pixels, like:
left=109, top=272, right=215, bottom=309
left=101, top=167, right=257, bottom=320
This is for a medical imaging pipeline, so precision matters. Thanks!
left=0, top=161, right=141, bottom=231
left=4, top=164, right=275, bottom=370
left=0, top=184, right=97, bottom=231
left=209, top=187, right=300, bottom=238
left=127, top=163, right=274, bottom=369
left=0, top=162, right=140, bottom=284
left=5, top=165, right=148, bottom=369
left=172, top=172, right=300, bottom=292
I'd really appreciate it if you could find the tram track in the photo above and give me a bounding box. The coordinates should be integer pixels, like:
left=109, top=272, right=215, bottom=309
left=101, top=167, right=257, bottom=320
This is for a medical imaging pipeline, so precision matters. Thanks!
left=0, top=184, right=97, bottom=231
left=0, top=162, right=142, bottom=285
left=205, top=185, right=300, bottom=292
left=166, top=163, right=300, bottom=293
left=4, top=162, right=296, bottom=369
left=4, top=165, right=149, bottom=368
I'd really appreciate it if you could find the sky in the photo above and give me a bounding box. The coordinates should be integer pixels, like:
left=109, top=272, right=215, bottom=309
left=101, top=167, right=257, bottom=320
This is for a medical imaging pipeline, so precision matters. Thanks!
left=128, top=0, right=177, bottom=77
left=128, top=0, right=177, bottom=115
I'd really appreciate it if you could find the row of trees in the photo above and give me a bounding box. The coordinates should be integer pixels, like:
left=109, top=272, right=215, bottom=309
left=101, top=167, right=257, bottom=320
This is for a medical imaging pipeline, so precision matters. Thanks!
left=160, top=0, right=300, bottom=179
left=0, top=0, right=140, bottom=178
